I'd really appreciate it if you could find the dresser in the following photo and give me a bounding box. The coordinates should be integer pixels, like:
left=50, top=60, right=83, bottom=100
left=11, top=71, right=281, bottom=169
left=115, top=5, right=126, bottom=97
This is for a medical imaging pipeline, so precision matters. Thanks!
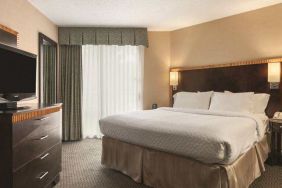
left=0, top=104, right=62, bottom=188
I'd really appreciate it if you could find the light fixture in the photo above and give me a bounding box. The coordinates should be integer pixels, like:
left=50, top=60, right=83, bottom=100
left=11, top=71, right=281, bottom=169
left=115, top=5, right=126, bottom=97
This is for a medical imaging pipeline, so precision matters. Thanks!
left=268, top=62, right=281, bottom=89
left=170, top=71, right=179, bottom=90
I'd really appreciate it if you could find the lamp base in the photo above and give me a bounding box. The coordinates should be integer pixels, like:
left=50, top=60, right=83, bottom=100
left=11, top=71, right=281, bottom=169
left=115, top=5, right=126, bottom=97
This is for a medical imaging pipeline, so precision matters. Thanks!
left=270, top=82, right=279, bottom=90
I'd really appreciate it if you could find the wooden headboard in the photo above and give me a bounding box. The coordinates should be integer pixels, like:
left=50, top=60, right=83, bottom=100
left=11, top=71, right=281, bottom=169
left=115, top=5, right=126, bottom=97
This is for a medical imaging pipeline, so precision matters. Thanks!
left=170, top=57, right=282, bottom=117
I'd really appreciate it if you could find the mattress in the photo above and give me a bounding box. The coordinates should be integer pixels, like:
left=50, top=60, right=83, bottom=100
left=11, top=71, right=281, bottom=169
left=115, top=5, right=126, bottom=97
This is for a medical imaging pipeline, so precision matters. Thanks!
left=99, top=107, right=267, bottom=164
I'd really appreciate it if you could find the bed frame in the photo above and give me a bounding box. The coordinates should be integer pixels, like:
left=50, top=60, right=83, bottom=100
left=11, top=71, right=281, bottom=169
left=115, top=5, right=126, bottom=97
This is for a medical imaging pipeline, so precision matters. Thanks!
left=102, top=57, right=281, bottom=188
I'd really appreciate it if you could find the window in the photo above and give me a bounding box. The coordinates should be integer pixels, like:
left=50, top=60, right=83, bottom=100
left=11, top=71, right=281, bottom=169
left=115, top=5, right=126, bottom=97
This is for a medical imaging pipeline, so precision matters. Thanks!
left=82, top=45, right=144, bottom=138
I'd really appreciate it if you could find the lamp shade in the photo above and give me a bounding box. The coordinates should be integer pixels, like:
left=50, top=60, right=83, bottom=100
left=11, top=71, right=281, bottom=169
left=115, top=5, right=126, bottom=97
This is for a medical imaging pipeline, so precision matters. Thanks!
left=170, top=72, right=178, bottom=86
left=268, top=62, right=281, bottom=82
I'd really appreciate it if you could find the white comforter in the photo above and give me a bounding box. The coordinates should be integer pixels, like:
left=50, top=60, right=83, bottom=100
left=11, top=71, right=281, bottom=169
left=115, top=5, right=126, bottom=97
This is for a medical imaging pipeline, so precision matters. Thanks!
left=99, top=107, right=267, bottom=164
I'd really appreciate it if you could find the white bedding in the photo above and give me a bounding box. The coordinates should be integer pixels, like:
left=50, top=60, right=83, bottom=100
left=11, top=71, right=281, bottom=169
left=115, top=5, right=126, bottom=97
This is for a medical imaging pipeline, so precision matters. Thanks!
left=99, top=107, right=268, bottom=164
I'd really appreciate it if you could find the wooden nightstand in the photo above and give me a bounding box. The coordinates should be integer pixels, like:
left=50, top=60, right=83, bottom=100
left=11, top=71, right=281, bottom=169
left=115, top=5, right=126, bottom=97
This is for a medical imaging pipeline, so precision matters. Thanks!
left=269, top=118, right=282, bottom=165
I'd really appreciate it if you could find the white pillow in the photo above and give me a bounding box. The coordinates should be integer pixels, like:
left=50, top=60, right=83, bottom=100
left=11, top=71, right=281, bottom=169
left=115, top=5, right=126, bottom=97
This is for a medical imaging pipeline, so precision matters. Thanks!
left=173, top=92, right=213, bottom=110
left=209, top=92, right=254, bottom=113
left=224, top=91, right=270, bottom=114
left=197, top=91, right=214, bottom=93
left=252, top=94, right=270, bottom=114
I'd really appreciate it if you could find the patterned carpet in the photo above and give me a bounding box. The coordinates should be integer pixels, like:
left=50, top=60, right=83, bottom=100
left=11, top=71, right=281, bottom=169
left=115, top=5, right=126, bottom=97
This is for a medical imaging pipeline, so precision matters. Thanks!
left=55, top=139, right=282, bottom=188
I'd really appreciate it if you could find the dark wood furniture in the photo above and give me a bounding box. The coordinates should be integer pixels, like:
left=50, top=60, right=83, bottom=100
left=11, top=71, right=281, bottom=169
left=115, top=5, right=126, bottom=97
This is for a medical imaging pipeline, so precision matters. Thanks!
left=170, top=57, right=282, bottom=117
left=0, top=103, right=62, bottom=188
left=269, top=118, right=282, bottom=165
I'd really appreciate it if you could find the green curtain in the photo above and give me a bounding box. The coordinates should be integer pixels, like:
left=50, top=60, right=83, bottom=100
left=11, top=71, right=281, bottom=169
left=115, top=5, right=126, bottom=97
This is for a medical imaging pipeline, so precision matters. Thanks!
left=43, top=45, right=57, bottom=104
left=60, top=45, right=82, bottom=141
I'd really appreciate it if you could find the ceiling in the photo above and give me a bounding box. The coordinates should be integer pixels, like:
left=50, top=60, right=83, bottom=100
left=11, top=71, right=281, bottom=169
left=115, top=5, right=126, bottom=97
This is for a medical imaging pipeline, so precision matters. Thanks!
left=28, top=0, right=282, bottom=31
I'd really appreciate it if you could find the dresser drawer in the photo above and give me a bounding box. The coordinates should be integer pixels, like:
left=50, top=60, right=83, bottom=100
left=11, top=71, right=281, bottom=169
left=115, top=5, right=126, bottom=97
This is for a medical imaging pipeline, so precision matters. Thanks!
left=13, top=127, right=61, bottom=170
left=13, top=111, right=61, bottom=146
left=13, top=143, right=61, bottom=188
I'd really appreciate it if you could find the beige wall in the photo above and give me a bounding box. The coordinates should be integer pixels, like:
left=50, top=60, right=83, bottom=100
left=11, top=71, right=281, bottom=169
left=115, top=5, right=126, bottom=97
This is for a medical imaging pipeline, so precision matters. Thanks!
left=144, top=32, right=170, bottom=109
left=171, top=4, right=282, bottom=67
left=151, top=4, right=282, bottom=107
left=0, top=0, right=58, bottom=55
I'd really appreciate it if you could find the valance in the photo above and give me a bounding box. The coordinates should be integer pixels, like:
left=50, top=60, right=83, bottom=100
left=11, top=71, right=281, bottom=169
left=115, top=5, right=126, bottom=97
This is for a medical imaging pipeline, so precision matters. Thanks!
left=58, top=27, right=148, bottom=47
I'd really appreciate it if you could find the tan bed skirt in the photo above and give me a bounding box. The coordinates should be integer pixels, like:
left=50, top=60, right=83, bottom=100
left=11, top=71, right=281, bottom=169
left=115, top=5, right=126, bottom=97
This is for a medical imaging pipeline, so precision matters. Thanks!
left=101, top=135, right=269, bottom=188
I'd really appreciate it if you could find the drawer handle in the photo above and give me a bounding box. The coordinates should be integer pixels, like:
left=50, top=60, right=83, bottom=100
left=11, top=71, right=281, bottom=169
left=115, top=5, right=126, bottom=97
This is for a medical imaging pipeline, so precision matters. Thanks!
left=35, top=117, right=50, bottom=121
left=38, top=135, right=49, bottom=140
left=37, top=171, right=49, bottom=180
left=40, top=153, right=50, bottom=160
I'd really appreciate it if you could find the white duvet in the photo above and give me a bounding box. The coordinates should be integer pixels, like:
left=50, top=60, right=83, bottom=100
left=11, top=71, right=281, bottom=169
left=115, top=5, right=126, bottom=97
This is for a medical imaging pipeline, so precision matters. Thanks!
left=99, top=107, right=267, bottom=164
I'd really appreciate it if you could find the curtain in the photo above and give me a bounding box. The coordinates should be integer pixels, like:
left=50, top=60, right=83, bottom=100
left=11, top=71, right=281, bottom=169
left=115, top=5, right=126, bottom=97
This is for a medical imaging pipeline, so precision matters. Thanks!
left=43, top=45, right=57, bottom=104
left=60, top=45, right=83, bottom=141
left=59, top=27, right=148, bottom=47
left=82, top=45, right=144, bottom=138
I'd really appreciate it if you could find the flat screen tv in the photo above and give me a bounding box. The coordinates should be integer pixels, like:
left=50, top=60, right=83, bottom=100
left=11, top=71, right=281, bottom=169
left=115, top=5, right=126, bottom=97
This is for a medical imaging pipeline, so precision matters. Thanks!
left=0, top=43, right=37, bottom=102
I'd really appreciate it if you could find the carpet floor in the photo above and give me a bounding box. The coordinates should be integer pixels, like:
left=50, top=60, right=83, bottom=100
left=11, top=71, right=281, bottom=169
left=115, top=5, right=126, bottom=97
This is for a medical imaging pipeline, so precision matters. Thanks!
left=55, top=139, right=282, bottom=188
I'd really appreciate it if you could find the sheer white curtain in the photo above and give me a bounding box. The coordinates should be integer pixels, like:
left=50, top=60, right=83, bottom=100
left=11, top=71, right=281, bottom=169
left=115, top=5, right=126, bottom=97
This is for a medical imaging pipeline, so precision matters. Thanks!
left=82, top=45, right=144, bottom=138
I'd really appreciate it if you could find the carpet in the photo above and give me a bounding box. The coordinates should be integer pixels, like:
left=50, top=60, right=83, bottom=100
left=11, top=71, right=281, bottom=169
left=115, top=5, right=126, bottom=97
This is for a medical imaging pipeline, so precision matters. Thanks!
left=55, top=139, right=282, bottom=188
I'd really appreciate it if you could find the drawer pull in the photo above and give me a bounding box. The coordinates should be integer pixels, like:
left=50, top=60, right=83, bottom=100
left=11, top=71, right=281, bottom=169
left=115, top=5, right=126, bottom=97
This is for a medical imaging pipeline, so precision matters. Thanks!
left=37, top=171, right=49, bottom=180
left=38, top=135, right=49, bottom=140
left=35, top=117, right=50, bottom=121
left=40, top=153, right=50, bottom=160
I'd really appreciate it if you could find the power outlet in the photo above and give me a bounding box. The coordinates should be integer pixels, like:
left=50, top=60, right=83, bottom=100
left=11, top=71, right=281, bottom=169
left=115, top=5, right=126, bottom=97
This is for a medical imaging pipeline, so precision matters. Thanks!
left=152, top=104, right=158, bottom=109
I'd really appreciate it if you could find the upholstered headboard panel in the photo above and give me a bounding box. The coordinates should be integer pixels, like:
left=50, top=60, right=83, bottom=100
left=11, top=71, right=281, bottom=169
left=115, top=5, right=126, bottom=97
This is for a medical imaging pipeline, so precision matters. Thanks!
left=171, top=59, right=282, bottom=117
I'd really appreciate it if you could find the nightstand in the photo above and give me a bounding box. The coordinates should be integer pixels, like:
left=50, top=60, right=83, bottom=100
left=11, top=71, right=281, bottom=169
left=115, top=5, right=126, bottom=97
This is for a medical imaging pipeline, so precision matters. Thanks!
left=269, top=118, right=282, bottom=165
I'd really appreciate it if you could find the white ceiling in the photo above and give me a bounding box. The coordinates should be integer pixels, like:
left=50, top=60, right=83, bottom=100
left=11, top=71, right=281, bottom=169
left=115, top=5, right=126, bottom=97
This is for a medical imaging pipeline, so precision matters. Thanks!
left=28, top=0, right=282, bottom=31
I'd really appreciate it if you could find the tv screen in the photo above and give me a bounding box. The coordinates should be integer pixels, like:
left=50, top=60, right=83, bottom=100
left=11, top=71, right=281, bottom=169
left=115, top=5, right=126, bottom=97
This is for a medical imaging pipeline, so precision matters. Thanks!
left=0, top=44, right=36, bottom=101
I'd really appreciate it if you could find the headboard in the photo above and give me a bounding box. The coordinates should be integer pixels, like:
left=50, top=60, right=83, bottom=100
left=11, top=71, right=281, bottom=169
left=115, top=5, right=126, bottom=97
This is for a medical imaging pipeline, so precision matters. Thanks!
left=170, top=58, right=282, bottom=117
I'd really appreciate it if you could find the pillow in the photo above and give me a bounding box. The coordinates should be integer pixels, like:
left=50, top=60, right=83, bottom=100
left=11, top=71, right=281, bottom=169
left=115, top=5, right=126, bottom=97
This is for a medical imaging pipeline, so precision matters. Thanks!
left=197, top=91, right=214, bottom=93
left=173, top=92, right=213, bottom=110
left=224, top=91, right=270, bottom=114
left=224, top=91, right=254, bottom=94
left=252, top=94, right=270, bottom=114
left=209, top=92, right=254, bottom=113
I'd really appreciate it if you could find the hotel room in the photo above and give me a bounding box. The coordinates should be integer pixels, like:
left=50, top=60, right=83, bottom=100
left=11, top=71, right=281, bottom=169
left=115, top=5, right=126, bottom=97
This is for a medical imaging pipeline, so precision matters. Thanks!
left=0, top=0, right=282, bottom=188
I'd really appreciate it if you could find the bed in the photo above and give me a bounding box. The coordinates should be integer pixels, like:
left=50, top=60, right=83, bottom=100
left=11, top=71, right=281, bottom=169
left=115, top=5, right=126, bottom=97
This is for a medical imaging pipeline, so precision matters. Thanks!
left=100, top=107, right=268, bottom=164
left=99, top=59, right=281, bottom=188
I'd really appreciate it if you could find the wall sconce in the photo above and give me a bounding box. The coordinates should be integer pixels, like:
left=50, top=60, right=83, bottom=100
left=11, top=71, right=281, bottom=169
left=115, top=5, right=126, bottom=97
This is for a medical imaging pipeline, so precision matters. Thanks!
left=170, top=71, right=179, bottom=90
left=268, top=62, right=281, bottom=89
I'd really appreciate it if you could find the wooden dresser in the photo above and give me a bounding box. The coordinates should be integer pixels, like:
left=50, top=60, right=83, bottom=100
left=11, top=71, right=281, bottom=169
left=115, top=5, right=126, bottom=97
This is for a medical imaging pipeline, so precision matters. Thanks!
left=0, top=104, right=62, bottom=188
